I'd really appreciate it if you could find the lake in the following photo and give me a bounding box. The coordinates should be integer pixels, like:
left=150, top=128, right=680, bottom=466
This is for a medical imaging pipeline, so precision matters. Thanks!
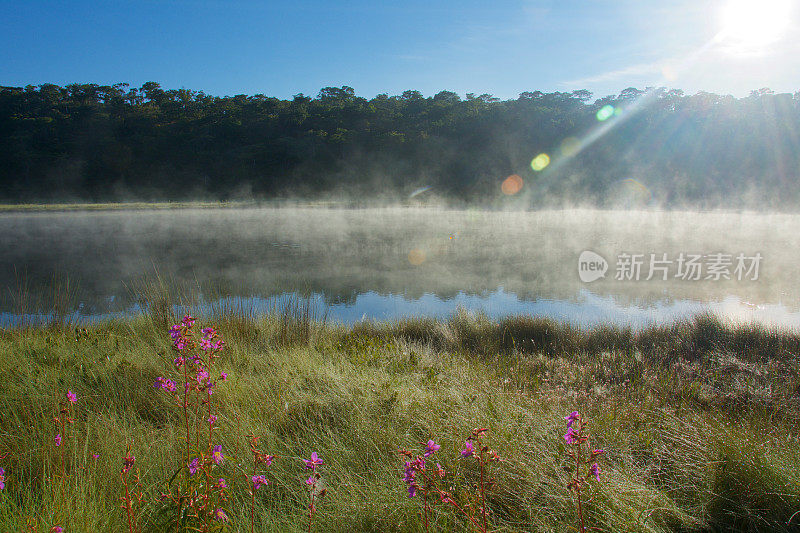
left=3, top=206, right=800, bottom=328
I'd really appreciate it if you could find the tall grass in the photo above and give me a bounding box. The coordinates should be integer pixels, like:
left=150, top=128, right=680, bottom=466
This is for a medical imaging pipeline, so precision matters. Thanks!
left=3, top=271, right=81, bottom=329
left=353, top=310, right=800, bottom=366
left=1, top=310, right=800, bottom=531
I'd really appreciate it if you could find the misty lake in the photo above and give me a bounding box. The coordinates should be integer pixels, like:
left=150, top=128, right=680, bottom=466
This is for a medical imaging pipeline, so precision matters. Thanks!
left=3, top=206, right=800, bottom=328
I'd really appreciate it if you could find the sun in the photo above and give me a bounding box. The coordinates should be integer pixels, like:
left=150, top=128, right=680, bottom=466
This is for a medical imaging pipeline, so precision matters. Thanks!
left=717, top=0, right=793, bottom=55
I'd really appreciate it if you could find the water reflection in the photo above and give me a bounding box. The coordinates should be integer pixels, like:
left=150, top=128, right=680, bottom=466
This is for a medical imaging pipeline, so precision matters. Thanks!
left=3, top=207, right=799, bottom=327
left=4, top=289, right=800, bottom=330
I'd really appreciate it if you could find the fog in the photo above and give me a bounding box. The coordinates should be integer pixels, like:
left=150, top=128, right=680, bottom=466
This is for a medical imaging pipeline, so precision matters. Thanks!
left=3, top=206, right=799, bottom=327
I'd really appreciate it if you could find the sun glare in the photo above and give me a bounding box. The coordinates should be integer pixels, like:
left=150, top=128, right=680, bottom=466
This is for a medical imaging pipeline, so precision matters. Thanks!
left=718, top=0, right=793, bottom=55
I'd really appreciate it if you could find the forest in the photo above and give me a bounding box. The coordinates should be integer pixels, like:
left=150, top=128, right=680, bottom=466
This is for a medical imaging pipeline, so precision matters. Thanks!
left=1, top=82, right=798, bottom=207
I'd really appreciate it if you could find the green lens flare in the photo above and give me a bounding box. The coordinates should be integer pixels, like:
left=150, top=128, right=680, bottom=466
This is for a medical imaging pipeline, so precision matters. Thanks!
left=530, top=153, right=550, bottom=172
left=596, top=105, right=615, bottom=121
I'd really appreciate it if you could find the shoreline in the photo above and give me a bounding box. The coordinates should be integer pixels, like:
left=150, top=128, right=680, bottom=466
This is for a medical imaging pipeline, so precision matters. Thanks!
left=4, top=310, right=799, bottom=362
left=2, top=201, right=799, bottom=216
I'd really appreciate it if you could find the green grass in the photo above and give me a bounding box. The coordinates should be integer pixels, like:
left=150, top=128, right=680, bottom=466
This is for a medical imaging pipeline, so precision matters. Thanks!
left=1, top=312, right=800, bottom=532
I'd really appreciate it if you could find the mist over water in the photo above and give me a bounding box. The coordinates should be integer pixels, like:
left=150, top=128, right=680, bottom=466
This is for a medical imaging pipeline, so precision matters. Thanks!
left=3, top=206, right=799, bottom=328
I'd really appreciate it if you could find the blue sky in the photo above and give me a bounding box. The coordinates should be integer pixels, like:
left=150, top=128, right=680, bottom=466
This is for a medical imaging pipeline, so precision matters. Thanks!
left=1, top=0, right=797, bottom=100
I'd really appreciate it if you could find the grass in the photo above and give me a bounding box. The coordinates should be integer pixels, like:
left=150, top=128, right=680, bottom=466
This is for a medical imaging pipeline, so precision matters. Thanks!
left=0, top=202, right=255, bottom=212
left=0, top=200, right=367, bottom=213
left=1, top=311, right=800, bottom=532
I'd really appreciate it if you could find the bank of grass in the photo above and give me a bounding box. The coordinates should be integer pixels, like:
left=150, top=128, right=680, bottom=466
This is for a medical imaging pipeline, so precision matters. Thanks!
left=1, top=312, right=800, bottom=532
left=0, top=200, right=368, bottom=212
left=0, top=201, right=256, bottom=212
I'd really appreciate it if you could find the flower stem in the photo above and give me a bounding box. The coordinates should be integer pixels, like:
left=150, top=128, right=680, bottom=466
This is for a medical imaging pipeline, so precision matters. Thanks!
left=575, top=436, right=585, bottom=533
left=308, top=489, right=315, bottom=533
left=479, top=446, right=487, bottom=533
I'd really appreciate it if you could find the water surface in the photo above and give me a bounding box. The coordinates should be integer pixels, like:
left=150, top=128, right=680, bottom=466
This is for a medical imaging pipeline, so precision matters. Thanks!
left=4, top=207, right=799, bottom=327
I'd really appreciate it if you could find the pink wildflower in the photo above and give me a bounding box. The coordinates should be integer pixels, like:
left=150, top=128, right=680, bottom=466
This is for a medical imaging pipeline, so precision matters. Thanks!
left=54, top=433, right=62, bottom=446
left=212, top=445, right=224, bottom=465
left=188, top=458, right=198, bottom=476
left=154, top=377, right=177, bottom=392
left=256, top=452, right=274, bottom=466
left=304, top=452, right=323, bottom=470
left=402, top=461, right=419, bottom=498
left=564, top=427, right=579, bottom=445
left=252, top=474, right=268, bottom=490
left=208, top=414, right=218, bottom=425
left=213, top=508, right=229, bottom=523
left=423, top=439, right=440, bottom=457
left=565, top=411, right=580, bottom=428
left=589, top=463, right=601, bottom=482
left=460, top=440, right=474, bottom=458
left=0, top=466, right=5, bottom=490
left=50, top=527, right=63, bottom=533
left=67, top=390, right=77, bottom=403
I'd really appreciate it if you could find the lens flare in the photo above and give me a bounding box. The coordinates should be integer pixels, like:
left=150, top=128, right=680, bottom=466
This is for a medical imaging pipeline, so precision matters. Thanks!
left=611, top=178, right=652, bottom=206
left=560, top=137, right=580, bottom=157
left=501, top=174, right=524, bottom=195
left=530, top=153, right=550, bottom=172
left=408, top=248, right=426, bottom=265
left=596, top=105, right=615, bottom=122
left=661, top=64, right=678, bottom=81
left=409, top=185, right=433, bottom=199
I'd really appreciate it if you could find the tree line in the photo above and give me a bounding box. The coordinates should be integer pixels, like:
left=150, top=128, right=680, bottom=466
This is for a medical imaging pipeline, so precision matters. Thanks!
left=1, top=82, right=798, bottom=207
